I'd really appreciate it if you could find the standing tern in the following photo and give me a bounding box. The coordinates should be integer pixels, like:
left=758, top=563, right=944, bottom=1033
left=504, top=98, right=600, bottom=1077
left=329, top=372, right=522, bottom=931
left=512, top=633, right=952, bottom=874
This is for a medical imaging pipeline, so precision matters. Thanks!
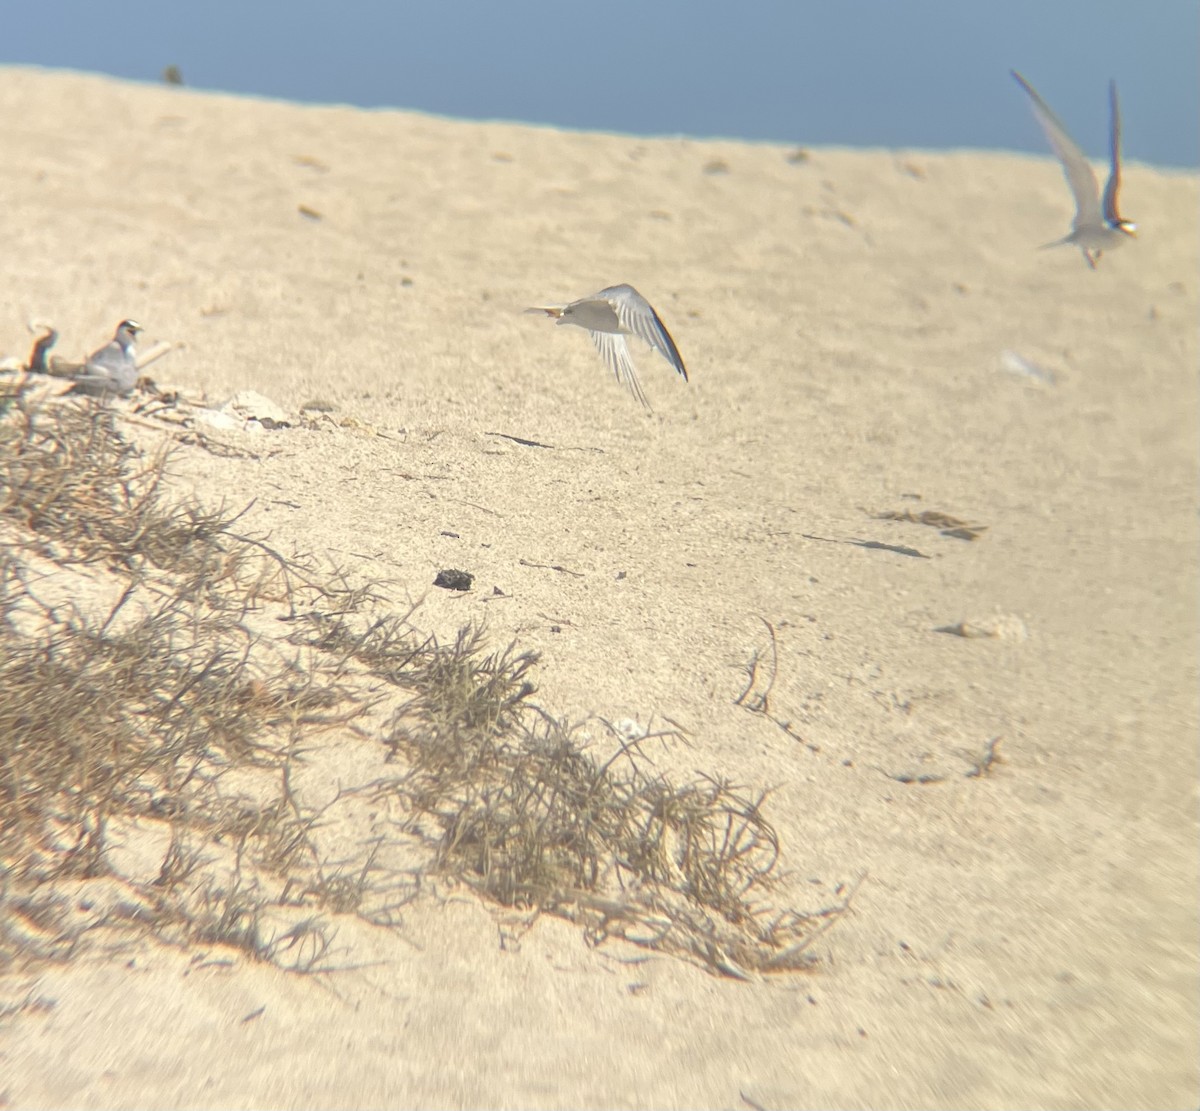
left=1012, top=70, right=1137, bottom=269
left=526, top=284, right=688, bottom=409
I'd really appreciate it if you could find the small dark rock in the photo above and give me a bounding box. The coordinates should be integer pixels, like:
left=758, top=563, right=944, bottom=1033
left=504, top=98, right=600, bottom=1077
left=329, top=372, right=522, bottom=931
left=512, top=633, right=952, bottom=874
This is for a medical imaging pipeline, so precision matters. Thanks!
left=433, top=569, right=473, bottom=591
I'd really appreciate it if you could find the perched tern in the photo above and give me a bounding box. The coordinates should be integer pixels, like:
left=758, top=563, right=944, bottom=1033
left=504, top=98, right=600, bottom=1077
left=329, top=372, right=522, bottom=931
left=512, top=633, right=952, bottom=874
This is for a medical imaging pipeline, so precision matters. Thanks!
left=526, top=284, right=688, bottom=409
left=68, top=319, right=142, bottom=397
left=1012, top=70, right=1136, bottom=269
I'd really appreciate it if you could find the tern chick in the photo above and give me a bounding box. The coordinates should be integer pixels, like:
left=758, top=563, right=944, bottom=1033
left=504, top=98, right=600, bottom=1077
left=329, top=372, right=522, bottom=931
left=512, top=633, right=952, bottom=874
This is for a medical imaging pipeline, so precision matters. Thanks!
left=1012, top=70, right=1136, bottom=269
left=526, top=284, right=688, bottom=409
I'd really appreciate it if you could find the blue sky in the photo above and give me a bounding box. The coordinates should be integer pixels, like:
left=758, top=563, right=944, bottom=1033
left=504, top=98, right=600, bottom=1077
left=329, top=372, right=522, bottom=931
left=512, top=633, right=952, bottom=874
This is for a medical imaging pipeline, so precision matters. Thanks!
left=2, top=0, right=1197, bottom=167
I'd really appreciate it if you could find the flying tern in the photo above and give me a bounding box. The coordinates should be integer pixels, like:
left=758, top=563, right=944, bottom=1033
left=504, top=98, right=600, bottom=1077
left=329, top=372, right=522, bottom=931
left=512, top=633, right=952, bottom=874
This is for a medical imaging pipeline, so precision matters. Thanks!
left=1012, top=70, right=1136, bottom=269
left=526, top=284, right=688, bottom=409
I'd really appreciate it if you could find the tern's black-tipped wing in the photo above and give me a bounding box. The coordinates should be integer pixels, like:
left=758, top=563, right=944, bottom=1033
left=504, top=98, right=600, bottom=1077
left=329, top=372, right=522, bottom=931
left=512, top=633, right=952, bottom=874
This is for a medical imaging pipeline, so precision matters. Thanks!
left=1012, top=70, right=1103, bottom=231
left=1101, top=79, right=1125, bottom=225
left=600, top=284, right=689, bottom=382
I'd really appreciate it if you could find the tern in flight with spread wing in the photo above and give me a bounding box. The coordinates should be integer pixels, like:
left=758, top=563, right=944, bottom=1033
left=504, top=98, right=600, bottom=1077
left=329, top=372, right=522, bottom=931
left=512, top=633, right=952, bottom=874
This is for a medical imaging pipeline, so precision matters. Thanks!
left=1012, top=71, right=1137, bottom=269
left=526, top=284, right=689, bottom=409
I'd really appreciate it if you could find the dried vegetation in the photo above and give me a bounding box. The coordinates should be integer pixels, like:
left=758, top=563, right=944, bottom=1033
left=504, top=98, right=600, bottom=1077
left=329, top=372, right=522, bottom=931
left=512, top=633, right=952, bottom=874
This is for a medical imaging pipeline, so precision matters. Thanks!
left=1, top=377, right=853, bottom=984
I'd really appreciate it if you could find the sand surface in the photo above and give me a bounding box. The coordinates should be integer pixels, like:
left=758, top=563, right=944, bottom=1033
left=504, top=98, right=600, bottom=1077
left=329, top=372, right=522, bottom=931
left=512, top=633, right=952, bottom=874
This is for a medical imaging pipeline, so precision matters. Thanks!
left=1, top=67, right=1197, bottom=1108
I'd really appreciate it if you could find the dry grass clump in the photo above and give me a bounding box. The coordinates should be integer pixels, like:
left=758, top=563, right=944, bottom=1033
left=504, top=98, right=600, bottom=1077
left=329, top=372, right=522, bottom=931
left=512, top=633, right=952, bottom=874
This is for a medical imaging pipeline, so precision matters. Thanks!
left=294, top=612, right=855, bottom=977
left=1, top=385, right=387, bottom=973
left=385, top=693, right=850, bottom=978
left=1, top=379, right=852, bottom=983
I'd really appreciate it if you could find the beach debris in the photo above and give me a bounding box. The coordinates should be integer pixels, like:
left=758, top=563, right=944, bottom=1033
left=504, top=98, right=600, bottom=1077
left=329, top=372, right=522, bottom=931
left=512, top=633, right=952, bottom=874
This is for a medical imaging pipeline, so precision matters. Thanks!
left=936, top=614, right=1028, bottom=641
left=224, top=390, right=291, bottom=428
left=190, top=391, right=292, bottom=434
left=877, top=739, right=1004, bottom=786
left=27, top=324, right=58, bottom=372
left=610, top=718, right=652, bottom=743
left=870, top=508, right=988, bottom=541
left=135, top=339, right=176, bottom=371
left=486, top=431, right=554, bottom=449
left=885, top=769, right=946, bottom=785
left=802, top=531, right=930, bottom=559
left=735, top=619, right=820, bottom=752
left=999, top=349, right=1058, bottom=386
left=192, top=408, right=244, bottom=433
left=433, top=569, right=473, bottom=591
left=964, top=737, right=1005, bottom=778
left=855, top=537, right=927, bottom=558
left=518, top=557, right=583, bottom=578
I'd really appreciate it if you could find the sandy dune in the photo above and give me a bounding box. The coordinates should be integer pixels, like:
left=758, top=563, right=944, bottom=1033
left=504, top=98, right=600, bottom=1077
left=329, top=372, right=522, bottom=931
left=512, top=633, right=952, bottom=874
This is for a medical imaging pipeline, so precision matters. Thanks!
left=1, top=67, right=1197, bottom=1108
